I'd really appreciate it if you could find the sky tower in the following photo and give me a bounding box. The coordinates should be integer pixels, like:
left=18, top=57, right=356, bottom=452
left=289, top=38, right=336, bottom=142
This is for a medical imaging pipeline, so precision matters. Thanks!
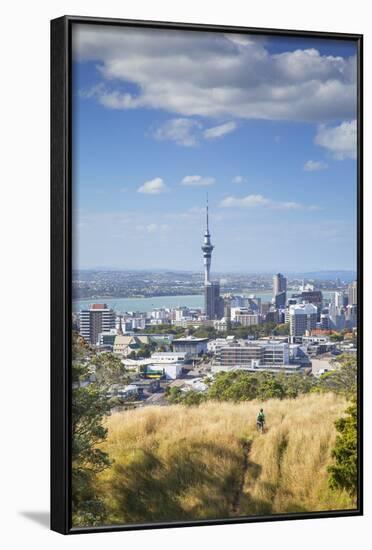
left=201, top=196, right=223, bottom=320
left=201, top=195, right=214, bottom=285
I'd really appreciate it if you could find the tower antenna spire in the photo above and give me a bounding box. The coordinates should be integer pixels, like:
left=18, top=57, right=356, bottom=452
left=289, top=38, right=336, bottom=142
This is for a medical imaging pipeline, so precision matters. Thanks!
left=206, top=192, right=209, bottom=232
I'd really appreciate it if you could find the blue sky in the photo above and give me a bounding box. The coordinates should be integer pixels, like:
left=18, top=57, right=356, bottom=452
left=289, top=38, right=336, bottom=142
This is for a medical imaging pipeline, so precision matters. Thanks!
left=72, top=24, right=357, bottom=273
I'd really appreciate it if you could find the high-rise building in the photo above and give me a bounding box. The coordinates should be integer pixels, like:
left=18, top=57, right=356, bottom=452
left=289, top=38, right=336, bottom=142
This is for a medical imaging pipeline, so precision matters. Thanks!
left=79, top=303, right=116, bottom=345
left=333, top=291, right=344, bottom=308
left=273, top=273, right=287, bottom=305
left=345, top=304, right=357, bottom=329
left=273, top=273, right=287, bottom=295
left=291, top=289, right=323, bottom=321
left=274, top=291, right=286, bottom=308
left=348, top=280, right=357, bottom=306
left=201, top=197, right=223, bottom=320
left=204, top=281, right=224, bottom=320
left=289, top=303, right=317, bottom=342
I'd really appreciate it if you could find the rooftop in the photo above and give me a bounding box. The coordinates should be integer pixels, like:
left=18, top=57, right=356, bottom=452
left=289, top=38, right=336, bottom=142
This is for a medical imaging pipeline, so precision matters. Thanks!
left=173, top=336, right=209, bottom=343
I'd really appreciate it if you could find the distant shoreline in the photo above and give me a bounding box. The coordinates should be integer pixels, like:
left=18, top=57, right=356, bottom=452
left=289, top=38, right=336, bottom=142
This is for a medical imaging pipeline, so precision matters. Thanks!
left=71, top=289, right=336, bottom=314
left=72, top=289, right=274, bottom=303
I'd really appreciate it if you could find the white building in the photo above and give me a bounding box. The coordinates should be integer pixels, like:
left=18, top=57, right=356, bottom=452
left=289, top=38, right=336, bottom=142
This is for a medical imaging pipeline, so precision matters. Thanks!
left=150, top=352, right=190, bottom=363
left=213, top=318, right=229, bottom=332
left=213, top=339, right=290, bottom=370
left=146, top=363, right=183, bottom=380
left=234, top=312, right=262, bottom=326
left=207, top=336, right=236, bottom=353
left=131, top=317, right=146, bottom=330
left=263, top=340, right=290, bottom=365
left=333, top=291, right=345, bottom=308
left=348, top=280, right=357, bottom=306
left=79, top=303, right=116, bottom=345
left=173, top=336, right=209, bottom=357
left=289, top=303, right=317, bottom=342
left=150, top=308, right=168, bottom=321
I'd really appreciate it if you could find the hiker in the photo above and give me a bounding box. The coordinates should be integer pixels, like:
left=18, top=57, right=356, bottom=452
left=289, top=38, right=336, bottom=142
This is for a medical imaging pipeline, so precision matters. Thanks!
left=256, top=408, right=266, bottom=433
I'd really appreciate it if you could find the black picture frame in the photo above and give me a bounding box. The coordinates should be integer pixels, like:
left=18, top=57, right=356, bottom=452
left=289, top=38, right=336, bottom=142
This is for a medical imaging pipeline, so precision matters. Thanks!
left=51, top=15, right=363, bottom=535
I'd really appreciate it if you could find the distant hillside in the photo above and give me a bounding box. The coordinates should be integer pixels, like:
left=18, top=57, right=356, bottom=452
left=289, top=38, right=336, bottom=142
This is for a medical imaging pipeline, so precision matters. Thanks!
left=95, top=393, right=355, bottom=526
left=291, top=270, right=356, bottom=282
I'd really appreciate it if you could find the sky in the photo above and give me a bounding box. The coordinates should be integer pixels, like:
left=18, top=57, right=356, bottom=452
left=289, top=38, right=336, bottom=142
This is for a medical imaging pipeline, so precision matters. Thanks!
left=71, top=24, right=358, bottom=273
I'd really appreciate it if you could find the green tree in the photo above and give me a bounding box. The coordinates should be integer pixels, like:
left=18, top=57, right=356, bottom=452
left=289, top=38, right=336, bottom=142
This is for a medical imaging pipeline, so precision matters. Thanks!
left=317, top=355, right=357, bottom=398
left=91, top=352, right=129, bottom=386
left=275, top=323, right=290, bottom=336
left=165, top=386, right=183, bottom=404
left=257, top=375, right=285, bottom=400
left=328, top=398, right=358, bottom=497
left=71, top=347, right=112, bottom=526
left=330, top=332, right=344, bottom=342
left=182, top=390, right=206, bottom=406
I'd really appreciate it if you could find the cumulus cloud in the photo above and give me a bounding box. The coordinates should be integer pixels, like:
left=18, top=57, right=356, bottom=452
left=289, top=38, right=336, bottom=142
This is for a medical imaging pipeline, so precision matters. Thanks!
left=150, top=118, right=202, bottom=146
left=220, top=194, right=302, bottom=209
left=315, top=120, right=357, bottom=159
left=203, top=121, right=237, bottom=140
left=73, top=25, right=357, bottom=123
left=180, top=175, right=216, bottom=187
left=137, top=177, right=167, bottom=194
left=150, top=118, right=237, bottom=146
left=303, top=160, right=328, bottom=171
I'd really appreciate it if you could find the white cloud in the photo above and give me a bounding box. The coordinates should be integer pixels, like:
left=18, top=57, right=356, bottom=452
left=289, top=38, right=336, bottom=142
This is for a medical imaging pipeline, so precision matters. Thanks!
left=143, top=223, right=169, bottom=233
left=219, top=194, right=302, bottom=209
left=315, top=120, right=357, bottom=159
left=303, top=160, right=328, bottom=171
left=232, top=175, right=246, bottom=183
left=180, top=175, right=216, bottom=187
left=74, top=26, right=357, bottom=123
left=203, top=121, right=237, bottom=140
left=150, top=118, right=237, bottom=146
left=150, top=118, right=201, bottom=146
left=137, top=177, right=168, bottom=194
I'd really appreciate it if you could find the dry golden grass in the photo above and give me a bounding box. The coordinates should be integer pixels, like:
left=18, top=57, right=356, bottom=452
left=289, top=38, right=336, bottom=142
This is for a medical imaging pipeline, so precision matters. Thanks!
left=97, top=393, right=355, bottom=524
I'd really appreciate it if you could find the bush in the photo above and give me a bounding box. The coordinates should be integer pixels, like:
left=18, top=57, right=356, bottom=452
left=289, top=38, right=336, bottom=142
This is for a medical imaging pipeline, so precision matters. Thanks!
left=328, top=398, right=358, bottom=497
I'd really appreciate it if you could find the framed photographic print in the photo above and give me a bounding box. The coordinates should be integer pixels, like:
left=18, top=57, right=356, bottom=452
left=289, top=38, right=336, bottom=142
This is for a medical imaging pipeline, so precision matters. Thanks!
left=51, top=15, right=363, bottom=534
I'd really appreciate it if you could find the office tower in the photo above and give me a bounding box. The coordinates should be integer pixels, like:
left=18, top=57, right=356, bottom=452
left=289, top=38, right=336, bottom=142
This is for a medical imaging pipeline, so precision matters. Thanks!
left=333, top=291, right=344, bottom=308
left=201, top=197, right=223, bottom=319
left=289, top=303, right=317, bottom=342
left=348, top=280, right=357, bottom=306
left=345, top=304, right=357, bottom=329
left=79, top=303, right=116, bottom=345
left=293, top=289, right=323, bottom=321
left=273, top=273, right=287, bottom=305
left=273, top=273, right=287, bottom=295
left=275, top=291, right=286, bottom=308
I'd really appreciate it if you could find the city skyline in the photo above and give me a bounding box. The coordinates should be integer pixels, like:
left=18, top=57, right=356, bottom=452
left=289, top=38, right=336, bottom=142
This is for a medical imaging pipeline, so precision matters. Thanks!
left=72, top=25, right=357, bottom=272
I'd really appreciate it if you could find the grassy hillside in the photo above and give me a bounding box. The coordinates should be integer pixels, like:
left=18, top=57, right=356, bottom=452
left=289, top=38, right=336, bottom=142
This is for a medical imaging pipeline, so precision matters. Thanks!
left=96, top=393, right=355, bottom=525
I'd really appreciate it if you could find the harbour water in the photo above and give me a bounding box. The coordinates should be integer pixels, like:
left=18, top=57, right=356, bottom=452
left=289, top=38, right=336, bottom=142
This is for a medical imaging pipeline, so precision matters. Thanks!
left=72, top=290, right=333, bottom=313
left=72, top=294, right=206, bottom=313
